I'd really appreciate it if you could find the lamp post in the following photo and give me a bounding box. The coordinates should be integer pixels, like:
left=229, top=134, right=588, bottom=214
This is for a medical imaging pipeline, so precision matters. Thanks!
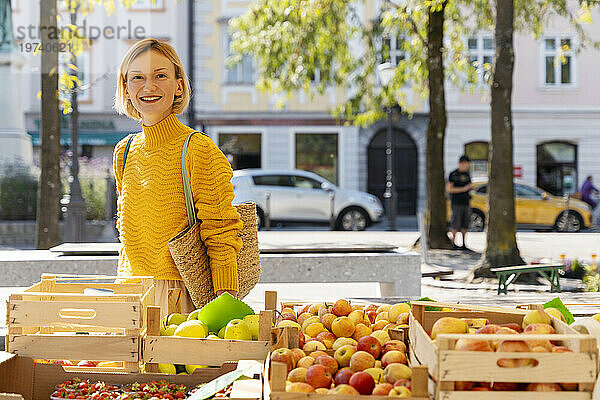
left=62, top=2, right=86, bottom=242
left=377, top=62, right=397, bottom=231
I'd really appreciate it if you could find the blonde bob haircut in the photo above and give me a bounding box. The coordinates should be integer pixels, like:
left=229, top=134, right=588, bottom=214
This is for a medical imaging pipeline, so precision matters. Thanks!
left=114, top=38, right=190, bottom=120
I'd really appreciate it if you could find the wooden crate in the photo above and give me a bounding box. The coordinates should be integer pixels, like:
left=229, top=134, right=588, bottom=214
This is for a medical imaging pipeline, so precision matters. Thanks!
left=142, top=291, right=289, bottom=371
left=409, top=301, right=598, bottom=399
left=0, top=352, right=261, bottom=400
left=264, top=352, right=431, bottom=400
left=6, top=274, right=154, bottom=373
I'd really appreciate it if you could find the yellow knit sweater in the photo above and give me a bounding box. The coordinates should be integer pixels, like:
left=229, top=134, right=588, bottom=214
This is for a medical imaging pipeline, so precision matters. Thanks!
left=113, top=114, right=243, bottom=292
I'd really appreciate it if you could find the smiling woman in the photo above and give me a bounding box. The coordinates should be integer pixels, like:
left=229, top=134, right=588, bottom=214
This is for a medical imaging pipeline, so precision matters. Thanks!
left=112, top=38, right=244, bottom=316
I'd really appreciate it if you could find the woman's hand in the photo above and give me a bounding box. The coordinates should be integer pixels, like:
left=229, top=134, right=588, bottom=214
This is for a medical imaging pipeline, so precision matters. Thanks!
left=216, top=290, right=238, bottom=298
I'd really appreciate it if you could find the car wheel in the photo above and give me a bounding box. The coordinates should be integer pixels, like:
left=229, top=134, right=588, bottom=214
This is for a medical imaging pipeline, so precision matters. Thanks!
left=336, top=208, right=368, bottom=231
left=555, top=211, right=583, bottom=233
left=469, top=209, right=485, bottom=232
left=256, top=207, right=265, bottom=229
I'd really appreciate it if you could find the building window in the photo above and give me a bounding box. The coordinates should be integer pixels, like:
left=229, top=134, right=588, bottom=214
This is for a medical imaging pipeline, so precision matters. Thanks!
left=464, top=141, right=489, bottom=179
left=59, top=49, right=92, bottom=103
left=295, top=133, right=338, bottom=184
left=129, top=0, right=164, bottom=10
left=467, top=34, right=494, bottom=84
left=382, top=33, right=406, bottom=66
left=224, top=35, right=254, bottom=84
left=542, top=36, right=574, bottom=86
left=537, top=141, right=577, bottom=195
left=219, top=133, right=261, bottom=170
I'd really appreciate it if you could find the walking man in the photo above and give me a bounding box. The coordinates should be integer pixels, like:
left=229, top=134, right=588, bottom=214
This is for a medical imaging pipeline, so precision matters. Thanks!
left=447, top=155, right=472, bottom=250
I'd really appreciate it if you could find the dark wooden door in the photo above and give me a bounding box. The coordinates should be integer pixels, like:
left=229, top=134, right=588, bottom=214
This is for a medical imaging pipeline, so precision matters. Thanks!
left=368, top=129, right=418, bottom=215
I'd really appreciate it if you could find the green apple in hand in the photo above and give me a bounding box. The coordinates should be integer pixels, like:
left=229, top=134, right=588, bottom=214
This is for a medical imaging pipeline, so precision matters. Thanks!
left=224, top=319, right=252, bottom=340
left=243, top=314, right=260, bottom=340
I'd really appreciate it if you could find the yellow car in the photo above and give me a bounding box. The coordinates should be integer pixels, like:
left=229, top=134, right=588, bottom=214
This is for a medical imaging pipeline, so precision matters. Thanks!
left=447, top=181, right=593, bottom=232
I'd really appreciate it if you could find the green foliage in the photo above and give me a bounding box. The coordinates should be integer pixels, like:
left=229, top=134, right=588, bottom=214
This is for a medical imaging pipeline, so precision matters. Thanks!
left=229, top=0, right=598, bottom=127
left=0, top=163, right=38, bottom=220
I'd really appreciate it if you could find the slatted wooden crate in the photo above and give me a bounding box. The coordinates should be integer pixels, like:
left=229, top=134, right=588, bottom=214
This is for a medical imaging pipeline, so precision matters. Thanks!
left=142, top=291, right=288, bottom=371
left=264, top=352, right=431, bottom=400
left=6, top=274, right=154, bottom=373
left=408, top=301, right=598, bottom=399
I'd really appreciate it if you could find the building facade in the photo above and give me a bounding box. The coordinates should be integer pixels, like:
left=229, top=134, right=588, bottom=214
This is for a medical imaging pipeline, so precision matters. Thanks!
left=10, top=0, right=600, bottom=216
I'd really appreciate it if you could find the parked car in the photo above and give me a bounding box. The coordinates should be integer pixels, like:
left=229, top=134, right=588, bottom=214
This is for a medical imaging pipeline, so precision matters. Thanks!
left=447, top=181, right=593, bottom=232
left=231, top=169, right=384, bottom=230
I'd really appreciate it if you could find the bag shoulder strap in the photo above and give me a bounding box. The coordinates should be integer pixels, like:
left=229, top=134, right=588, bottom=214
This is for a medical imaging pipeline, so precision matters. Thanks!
left=122, top=134, right=137, bottom=173
left=182, top=131, right=209, bottom=228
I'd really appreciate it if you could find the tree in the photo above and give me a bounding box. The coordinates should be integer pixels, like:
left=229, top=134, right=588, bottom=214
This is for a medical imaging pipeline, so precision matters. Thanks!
left=37, top=0, right=62, bottom=249
left=472, top=0, right=598, bottom=277
left=35, top=0, right=139, bottom=248
left=230, top=0, right=474, bottom=248
left=472, top=0, right=523, bottom=276
left=424, top=0, right=451, bottom=249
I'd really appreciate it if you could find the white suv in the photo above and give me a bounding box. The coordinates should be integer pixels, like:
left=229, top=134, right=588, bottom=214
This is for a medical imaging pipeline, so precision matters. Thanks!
left=232, top=169, right=384, bottom=231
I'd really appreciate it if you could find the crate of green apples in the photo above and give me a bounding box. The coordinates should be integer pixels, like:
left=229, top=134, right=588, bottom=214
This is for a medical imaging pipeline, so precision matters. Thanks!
left=142, top=291, right=292, bottom=372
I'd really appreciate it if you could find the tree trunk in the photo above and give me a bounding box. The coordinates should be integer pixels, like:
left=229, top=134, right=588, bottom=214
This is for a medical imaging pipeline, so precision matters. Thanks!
left=425, top=1, right=452, bottom=250
left=36, top=0, right=61, bottom=249
left=473, top=0, right=524, bottom=277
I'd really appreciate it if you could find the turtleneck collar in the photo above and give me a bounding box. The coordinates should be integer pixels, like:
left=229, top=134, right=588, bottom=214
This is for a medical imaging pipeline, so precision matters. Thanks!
left=142, top=114, right=191, bottom=148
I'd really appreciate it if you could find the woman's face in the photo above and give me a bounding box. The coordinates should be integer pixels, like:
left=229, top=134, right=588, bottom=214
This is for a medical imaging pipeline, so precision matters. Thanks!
left=125, top=50, right=183, bottom=126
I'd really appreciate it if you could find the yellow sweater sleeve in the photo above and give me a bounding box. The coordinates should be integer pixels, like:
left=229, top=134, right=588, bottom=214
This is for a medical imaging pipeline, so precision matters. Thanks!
left=113, top=135, right=134, bottom=277
left=187, top=134, right=243, bottom=293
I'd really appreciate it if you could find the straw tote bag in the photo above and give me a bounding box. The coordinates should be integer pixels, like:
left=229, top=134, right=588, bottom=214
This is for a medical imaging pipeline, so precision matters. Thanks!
left=122, top=132, right=261, bottom=308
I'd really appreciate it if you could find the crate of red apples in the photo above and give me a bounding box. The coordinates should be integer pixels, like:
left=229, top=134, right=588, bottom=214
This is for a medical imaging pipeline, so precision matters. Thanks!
left=408, top=301, right=598, bottom=399
left=265, top=299, right=429, bottom=399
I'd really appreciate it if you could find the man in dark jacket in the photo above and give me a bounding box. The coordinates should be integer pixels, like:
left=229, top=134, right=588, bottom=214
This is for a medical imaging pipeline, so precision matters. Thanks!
left=446, top=155, right=472, bottom=250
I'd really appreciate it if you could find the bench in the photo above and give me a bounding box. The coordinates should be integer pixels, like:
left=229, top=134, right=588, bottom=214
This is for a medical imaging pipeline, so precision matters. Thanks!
left=490, top=264, right=566, bottom=295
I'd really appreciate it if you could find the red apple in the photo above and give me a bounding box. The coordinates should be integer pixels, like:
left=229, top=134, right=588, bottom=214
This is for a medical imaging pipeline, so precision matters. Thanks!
left=496, top=341, right=534, bottom=368
left=475, top=324, right=501, bottom=334
left=290, top=348, right=306, bottom=367
left=383, top=363, right=411, bottom=384
left=372, top=383, right=393, bottom=395
left=382, top=340, right=407, bottom=355
left=287, top=382, right=315, bottom=393
left=454, top=338, right=493, bottom=352
left=278, top=313, right=298, bottom=324
left=297, top=356, right=315, bottom=369
left=310, top=350, right=329, bottom=359
left=305, top=364, right=333, bottom=389
left=349, top=350, right=376, bottom=372
left=314, top=355, right=338, bottom=376
left=316, top=331, right=337, bottom=349
left=492, top=382, right=519, bottom=391
left=76, top=360, right=97, bottom=367
left=334, top=367, right=355, bottom=385
left=356, top=335, right=382, bottom=359
left=328, top=384, right=359, bottom=395
left=332, top=299, right=353, bottom=317
left=500, top=323, right=522, bottom=333
left=393, top=379, right=411, bottom=390
left=381, top=350, right=408, bottom=367
left=287, top=367, right=308, bottom=383
left=348, top=371, right=376, bottom=395
left=366, top=311, right=378, bottom=324
left=271, top=348, right=295, bottom=373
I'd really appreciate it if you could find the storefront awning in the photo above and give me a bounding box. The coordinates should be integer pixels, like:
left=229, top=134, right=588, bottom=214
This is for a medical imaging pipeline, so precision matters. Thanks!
left=27, top=131, right=133, bottom=146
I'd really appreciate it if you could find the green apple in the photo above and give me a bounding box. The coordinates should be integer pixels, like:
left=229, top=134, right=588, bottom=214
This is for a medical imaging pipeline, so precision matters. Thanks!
left=224, top=319, right=252, bottom=340
left=186, top=364, right=207, bottom=374
left=187, top=309, right=201, bottom=321
left=174, top=320, right=208, bottom=338
left=243, top=314, right=260, bottom=340
left=158, top=363, right=176, bottom=374
left=160, top=326, right=167, bottom=336
left=164, top=324, right=178, bottom=336
left=207, top=334, right=221, bottom=339
left=167, top=313, right=188, bottom=326
left=218, top=326, right=227, bottom=339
